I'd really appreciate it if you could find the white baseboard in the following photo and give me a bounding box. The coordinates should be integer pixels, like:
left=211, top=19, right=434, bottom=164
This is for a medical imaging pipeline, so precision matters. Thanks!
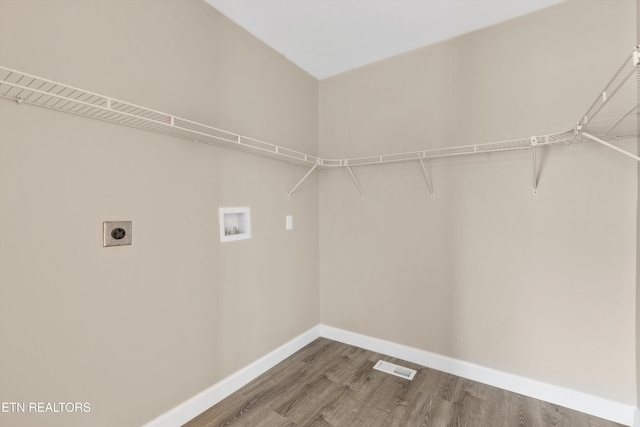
left=142, top=326, right=321, bottom=427
left=144, top=323, right=635, bottom=427
left=318, top=324, right=636, bottom=427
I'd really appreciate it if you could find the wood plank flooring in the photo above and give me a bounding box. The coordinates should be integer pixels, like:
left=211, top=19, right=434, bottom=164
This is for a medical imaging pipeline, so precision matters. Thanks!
left=184, top=338, right=625, bottom=427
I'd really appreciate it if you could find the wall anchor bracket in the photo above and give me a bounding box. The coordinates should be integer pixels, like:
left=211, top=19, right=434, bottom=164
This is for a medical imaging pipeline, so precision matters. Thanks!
left=418, top=158, right=435, bottom=199
left=346, top=165, right=365, bottom=199
left=530, top=136, right=539, bottom=196
left=287, top=164, right=318, bottom=199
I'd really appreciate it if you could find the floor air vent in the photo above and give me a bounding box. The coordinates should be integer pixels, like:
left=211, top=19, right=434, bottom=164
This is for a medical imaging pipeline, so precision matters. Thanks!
left=373, top=360, right=417, bottom=380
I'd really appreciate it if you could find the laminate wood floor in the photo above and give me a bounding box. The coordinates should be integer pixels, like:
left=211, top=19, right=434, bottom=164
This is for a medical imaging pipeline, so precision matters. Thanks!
left=184, top=338, right=624, bottom=427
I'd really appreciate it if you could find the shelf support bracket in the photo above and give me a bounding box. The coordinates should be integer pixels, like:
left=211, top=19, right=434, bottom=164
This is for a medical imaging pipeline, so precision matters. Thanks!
left=531, top=137, right=539, bottom=195
left=346, top=165, right=365, bottom=199
left=287, top=164, right=318, bottom=199
left=418, top=158, right=435, bottom=199
left=581, top=132, right=640, bottom=163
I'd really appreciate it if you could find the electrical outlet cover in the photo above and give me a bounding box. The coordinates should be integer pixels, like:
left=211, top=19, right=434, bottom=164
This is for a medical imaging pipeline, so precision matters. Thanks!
left=103, top=221, right=132, bottom=247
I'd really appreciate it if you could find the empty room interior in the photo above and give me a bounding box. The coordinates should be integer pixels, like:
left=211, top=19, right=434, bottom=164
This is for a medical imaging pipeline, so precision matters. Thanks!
left=1, top=0, right=640, bottom=426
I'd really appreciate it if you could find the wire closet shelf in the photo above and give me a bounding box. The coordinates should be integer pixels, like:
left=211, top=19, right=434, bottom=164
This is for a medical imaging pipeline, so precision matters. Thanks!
left=574, top=47, right=640, bottom=162
left=0, top=66, right=320, bottom=168
left=0, top=46, right=638, bottom=183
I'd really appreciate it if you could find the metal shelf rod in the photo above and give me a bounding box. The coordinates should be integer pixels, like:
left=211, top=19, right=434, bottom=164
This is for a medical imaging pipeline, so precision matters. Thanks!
left=581, top=132, right=640, bottom=162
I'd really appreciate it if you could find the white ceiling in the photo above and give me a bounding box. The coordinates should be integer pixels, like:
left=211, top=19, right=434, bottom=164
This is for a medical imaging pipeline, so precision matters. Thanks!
left=203, top=0, right=565, bottom=80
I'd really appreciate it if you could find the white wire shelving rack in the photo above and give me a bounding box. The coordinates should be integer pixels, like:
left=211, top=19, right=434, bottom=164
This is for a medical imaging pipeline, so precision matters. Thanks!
left=574, top=47, right=640, bottom=163
left=0, top=46, right=638, bottom=198
left=0, top=66, right=321, bottom=168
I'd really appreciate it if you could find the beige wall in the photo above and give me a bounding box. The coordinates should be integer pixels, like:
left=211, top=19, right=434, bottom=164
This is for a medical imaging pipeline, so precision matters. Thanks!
left=319, top=0, right=637, bottom=405
left=0, top=1, right=319, bottom=426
